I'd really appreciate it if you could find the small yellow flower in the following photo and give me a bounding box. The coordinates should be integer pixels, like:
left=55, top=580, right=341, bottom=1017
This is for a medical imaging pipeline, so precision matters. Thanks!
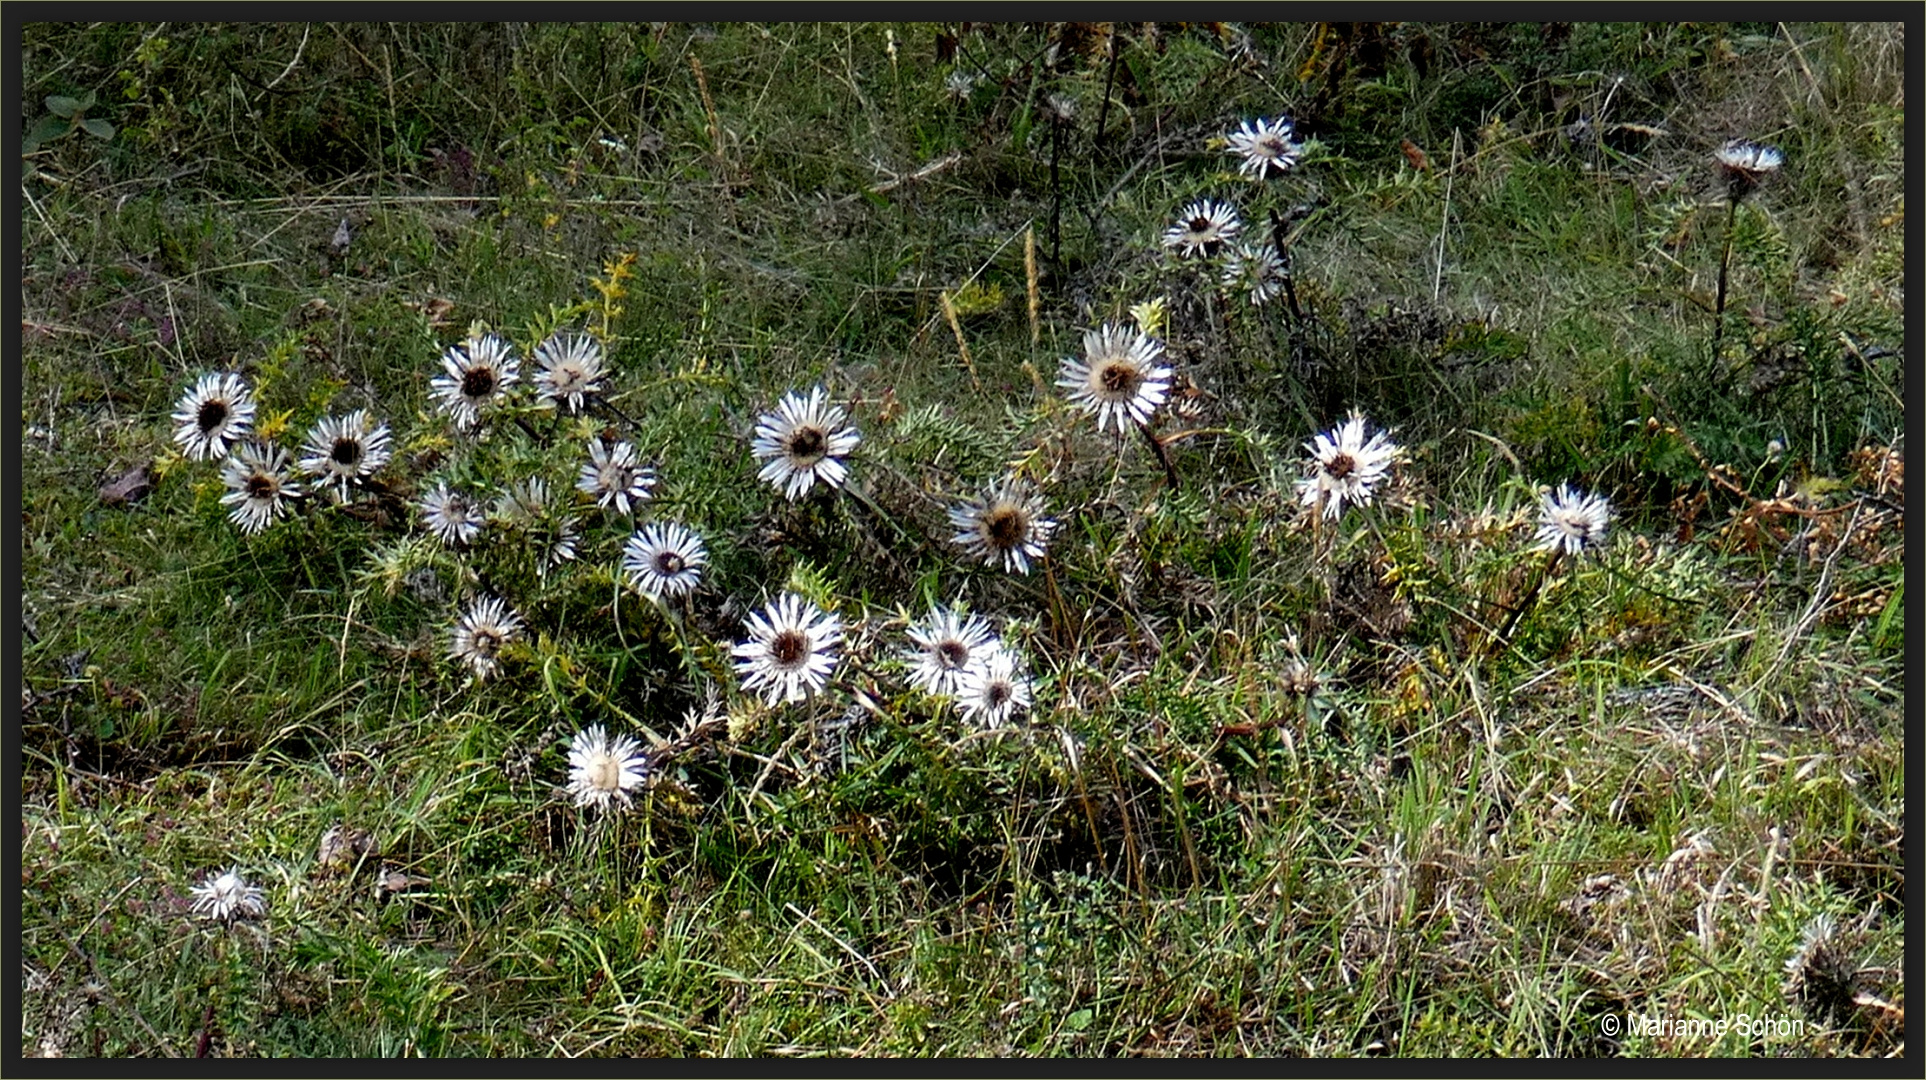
left=1129, top=296, right=1169, bottom=338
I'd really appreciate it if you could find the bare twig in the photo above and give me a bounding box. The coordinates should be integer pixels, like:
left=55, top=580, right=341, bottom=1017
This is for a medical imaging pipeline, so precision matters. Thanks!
left=867, top=152, right=963, bottom=196
left=263, top=24, right=311, bottom=92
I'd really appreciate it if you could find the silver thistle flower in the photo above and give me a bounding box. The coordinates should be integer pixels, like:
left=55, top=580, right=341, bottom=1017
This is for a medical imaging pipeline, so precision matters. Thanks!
left=565, top=724, right=650, bottom=811
left=171, top=373, right=257, bottom=461
left=1533, top=483, right=1611, bottom=557
left=1162, top=198, right=1241, bottom=259
left=949, top=479, right=1057, bottom=575
left=430, top=332, right=519, bottom=430
left=732, top=592, right=843, bottom=706
left=1225, top=116, right=1303, bottom=180
left=219, top=442, right=302, bottom=535
left=750, top=386, right=862, bottom=501
left=1295, top=411, right=1398, bottom=521
left=1057, top=323, right=1172, bottom=433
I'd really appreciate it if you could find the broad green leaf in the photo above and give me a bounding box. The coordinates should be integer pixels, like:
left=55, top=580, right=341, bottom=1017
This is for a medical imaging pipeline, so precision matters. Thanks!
left=81, top=117, right=115, bottom=141
left=44, top=94, right=80, bottom=118
left=25, top=115, right=70, bottom=150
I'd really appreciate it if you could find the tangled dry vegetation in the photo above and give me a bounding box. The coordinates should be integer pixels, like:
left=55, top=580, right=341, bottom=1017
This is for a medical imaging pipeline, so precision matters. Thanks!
left=18, top=21, right=1904, bottom=1058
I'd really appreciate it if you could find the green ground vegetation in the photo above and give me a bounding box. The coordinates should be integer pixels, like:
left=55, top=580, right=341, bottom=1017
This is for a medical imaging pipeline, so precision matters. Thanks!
left=19, top=21, right=1905, bottom=1057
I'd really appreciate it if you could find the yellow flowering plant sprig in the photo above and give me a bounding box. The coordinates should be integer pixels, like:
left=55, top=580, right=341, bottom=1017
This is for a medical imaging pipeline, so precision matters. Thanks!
left=589, top=252, right=637, bottom=343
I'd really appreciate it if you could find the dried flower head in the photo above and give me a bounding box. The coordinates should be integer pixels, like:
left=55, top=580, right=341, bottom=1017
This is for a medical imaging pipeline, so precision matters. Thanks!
left=1057, top=323, right=1172, bottom=433
left=949, top=479, right=1057, bottom=575
left=1296, top=411, right=1398, bottom=521
left=1782, top=914, right=1860, bottom=1023
left=565, top=725, right=650, bottom=811
left=219, top=442, right=302, bottom=534
left=732, top=592, right=843, bottom=705
left=494, top=477, right=579, bottom=573
left=172, top=373, right=257, bottom=461
left=430, top=332, right=519, bottom=430
left=1533, top=483, right=1612, bottom=558
left=621, top=521, right=708, bottom=600
left=1714, top=138, right=1784, bottom=200
left=190, top=867, right=266, bottom=923
left=1162, top=198, right=1242, bottom=259
left=750, top=386, right=862, bottom=501
left=1225, top=116, right=1303, bottom=180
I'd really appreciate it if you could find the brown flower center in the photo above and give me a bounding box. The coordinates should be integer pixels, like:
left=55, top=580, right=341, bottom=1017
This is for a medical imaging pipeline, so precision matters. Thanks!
left=986, top=681, right=1011, bottom=708
left=197, top=399, right=229, bottom=432
left=936, top=640, right=970, bottom=669
left=245, top=474, right=276, bottom=499
left=654, top=551, right=685, bottom=576
left=1097, top=360, right=1140, bottom=397
left=770, top=629, right=809, bottom=668
left=331, top=438, right=363, bottom=468
left=472, top=629, right=501, bottom=658
left=1188, top=216, right=1211, bottom=233
left=785, top=426, right=827, bottom=463
left=986, top=504, right=1028, bottom=549
left=461, top=367, right=497, bottom=399
left=1325, top=452, right=1355, bottom=480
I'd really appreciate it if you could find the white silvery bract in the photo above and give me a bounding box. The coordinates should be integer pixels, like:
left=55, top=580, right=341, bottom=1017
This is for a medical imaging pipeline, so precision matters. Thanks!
left=732, top=592, right=843, bottom=705
left=172, top=372, right=257, bottom=461
left=1058, top=323, right=1173, bottom=434
left=191, top=867, right=266, bottom=922
left=219, top=442, right=302, bottom=534
left=622, top=521, right=708, bottom=599
left=750, top=386, right=862, bottom=501
left=1161, top=198, right=1241, bottom=259
left=532, top=332, right=608, bottom=413
left=430, top=332, right=519, bottom=430
left=949, top=479, right=1057, bottom=575
left=904, top=606, right=997, bottom=699
left=1714, top=139, right=1784, bottom=176
left=297, top=410, right=393, bottom=501
left=1714, top=138, right=1784, bottom=199
left=565, top=725, right=650, bottom=811
left=494, top=477, right=578, bottom=572
left=1221, top=243, right=1286, bottom=306
left=955, top=646, right=1032, bottom=728
left=419, top=483, right=485, bottom=547
left=1296, top=411, right=1399, bottom=521
left=576, top=438, right=656, bottom=514
left=1533, top=483, right=1612, bottom=557
left=1225, top=116, right=1303, bottom=180
left=450, top=595, right=522, bottom=681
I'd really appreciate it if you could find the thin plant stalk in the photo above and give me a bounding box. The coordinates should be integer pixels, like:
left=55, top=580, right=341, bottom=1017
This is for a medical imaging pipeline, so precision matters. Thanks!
left=1048, top=101, right=1065, bottom=267
left=1136, top=420, right=1182, bottom=490
left=1095, top=27, right=1120, bottom=148
left=1713, top=196, right=1740, bottom=355
left=1490, top=547, right=1564, bottom=654
left=1267, top=207, right=1305, bottom=325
